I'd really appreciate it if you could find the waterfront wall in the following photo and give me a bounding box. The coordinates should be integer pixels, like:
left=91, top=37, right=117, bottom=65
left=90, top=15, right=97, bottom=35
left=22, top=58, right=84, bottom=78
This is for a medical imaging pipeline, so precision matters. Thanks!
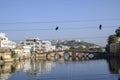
left=0, top=49, right=14, bottom=62
left=0, top=48, right=31, bottom=63
left=110, top=42, right=120, bottom=55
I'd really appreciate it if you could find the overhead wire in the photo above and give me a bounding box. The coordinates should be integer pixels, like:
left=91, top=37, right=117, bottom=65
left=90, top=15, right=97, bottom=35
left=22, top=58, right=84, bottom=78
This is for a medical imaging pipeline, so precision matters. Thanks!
left=0, top=28, right=52, bottom=31
left=0, top=18, right=120, bottom=24
left=0, top=25, right=118, bottom=31
left=0, top=19, right=119, bottom=41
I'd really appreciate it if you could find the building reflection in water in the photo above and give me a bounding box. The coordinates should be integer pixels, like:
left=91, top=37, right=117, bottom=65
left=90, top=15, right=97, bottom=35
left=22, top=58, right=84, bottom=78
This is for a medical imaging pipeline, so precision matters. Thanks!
left=23, top=60, right=54, bottom=76
left=0, top=60, right=54, bottom=80
left=0, top=57, right=120, bottom=80
left=108, top=58, right=120, bottom=74
left=107, top=58, right=120, bottom=80
left=0, top=61, right=25, bottom=80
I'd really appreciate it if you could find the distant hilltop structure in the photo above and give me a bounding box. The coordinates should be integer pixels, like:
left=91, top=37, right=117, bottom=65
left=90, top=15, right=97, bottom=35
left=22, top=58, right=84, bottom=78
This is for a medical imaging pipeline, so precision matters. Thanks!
left=0, top=33, right=16, bottom=49
left=73, top=39, right=81, bottom=42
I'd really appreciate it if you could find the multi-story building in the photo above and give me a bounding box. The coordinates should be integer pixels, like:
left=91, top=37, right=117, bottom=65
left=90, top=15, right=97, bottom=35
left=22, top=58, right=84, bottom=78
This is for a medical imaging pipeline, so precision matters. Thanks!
left=0, top=33, right=16, bottom=49
left=21, top=38, right=42, bottom=53
left=42, top=41, right=53, bottom=52
left=21, top=38, right=56, bottom=53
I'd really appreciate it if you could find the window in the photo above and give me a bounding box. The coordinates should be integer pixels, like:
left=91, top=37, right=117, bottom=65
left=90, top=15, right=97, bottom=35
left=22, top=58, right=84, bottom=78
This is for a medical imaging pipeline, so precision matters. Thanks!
left=42, top=43, right=46, bottom=45
left=31, top=43, right=33, bottom=45
left=37, top=43, right=39, bottom=45
left=26, top=43, right=30, bottom=45
left=4, top=38, right=6, bottom=40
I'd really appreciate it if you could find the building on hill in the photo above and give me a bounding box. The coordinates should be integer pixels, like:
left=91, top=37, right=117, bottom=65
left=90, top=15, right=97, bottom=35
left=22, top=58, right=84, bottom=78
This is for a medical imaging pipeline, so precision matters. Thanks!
left=0, top=33, right=16, bottom=49
left=72, top=39, right=81, bottom=42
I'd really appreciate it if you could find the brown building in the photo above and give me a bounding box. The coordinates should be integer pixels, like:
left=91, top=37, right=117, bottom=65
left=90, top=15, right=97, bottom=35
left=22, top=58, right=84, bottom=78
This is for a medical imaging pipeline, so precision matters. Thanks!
left=110, top=42, right=120, bottom=55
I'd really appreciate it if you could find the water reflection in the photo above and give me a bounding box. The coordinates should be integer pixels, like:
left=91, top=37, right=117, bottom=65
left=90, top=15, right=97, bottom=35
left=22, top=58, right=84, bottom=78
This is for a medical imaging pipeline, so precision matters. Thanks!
left=108, top=58, right=120, bottom=74
left=0, top=61, right=25, bottom=80
left=64, top=53, right=70, bottom=60
left=106, top=58, right=120, bottom=80
left=0, top=58, right=120, bottom=80
left=0, top=60, right=53, bottom=80
left=24, top=60, right=53, bottom=76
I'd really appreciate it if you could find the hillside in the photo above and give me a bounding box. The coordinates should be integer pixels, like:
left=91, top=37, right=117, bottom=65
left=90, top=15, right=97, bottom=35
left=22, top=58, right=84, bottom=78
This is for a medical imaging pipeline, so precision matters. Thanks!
left=51, top=40, right=102, bottom=51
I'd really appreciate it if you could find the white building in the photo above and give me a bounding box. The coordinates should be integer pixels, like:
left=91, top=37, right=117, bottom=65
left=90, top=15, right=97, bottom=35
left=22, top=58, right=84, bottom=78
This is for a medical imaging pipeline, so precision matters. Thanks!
left=74, top=39, right=81, bottom=42
left=42, top=41, right=53, bottom=52
left=23, top=46, right=31, bottom=53
left=22, top=38, right=42, bottom=53
left=51, top=46, right=56, bottom=51
left=0, top=33, right=16, bottom=49
left=21, top=38, right=56, bottom=53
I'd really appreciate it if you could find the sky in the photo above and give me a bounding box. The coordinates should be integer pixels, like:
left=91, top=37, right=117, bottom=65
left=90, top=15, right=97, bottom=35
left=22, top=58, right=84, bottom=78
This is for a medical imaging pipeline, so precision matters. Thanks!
left=0, top=0, right=120, bottom=46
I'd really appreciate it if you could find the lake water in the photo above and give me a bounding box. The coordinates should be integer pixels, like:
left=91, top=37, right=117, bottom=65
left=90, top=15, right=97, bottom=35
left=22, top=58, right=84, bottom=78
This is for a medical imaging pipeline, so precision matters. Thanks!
left=0, top=58, right=120, bottom=80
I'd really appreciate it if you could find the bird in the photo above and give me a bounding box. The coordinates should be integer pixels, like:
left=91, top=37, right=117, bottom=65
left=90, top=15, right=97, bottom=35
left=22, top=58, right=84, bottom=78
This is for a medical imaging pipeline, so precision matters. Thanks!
left=55, top=26, right=59, bottom=30
left=99, top=24, right=102, bottom=30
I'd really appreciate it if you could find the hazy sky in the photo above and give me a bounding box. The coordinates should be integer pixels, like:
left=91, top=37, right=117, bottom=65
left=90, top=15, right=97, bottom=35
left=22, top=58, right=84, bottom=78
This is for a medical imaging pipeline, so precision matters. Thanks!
left=0, top=0, right=120, bottom=46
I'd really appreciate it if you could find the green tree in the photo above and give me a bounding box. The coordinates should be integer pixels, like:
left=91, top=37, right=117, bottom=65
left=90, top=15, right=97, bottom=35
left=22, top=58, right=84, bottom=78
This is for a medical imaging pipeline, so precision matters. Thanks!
left=106, top=27, right=120, bottom=52
left=105, top=44, right=110, bottom=52
left=89, top=48, right=103, bottom=52
left=70, top=46, right=75, bottom=50
left=11, top=51, right=18, bottom=58
left=108, top=34, right=118, bottom=45
left=115, top=27, right=120, bottom=37
left=79, top=46, right=89, bottom=51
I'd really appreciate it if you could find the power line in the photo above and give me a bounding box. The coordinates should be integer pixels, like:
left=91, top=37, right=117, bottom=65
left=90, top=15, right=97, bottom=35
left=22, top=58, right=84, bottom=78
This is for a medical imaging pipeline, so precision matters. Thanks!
left=0, top=19, right=120, bottom=24
left=0, top=29, right=52, bottom=31
left=0, top=25, right=118, bottom=31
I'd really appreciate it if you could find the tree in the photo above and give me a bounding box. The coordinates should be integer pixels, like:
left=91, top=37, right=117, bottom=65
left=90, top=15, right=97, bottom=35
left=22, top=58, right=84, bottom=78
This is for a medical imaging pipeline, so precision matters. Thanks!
left=105, top=44, right=110, bottom=52
left=115, top=27, right=120, bottom=37
left=105, top=27, right=120, bottom=52
left=108, top=34, right=118, bottom=45
left=11, top=51, right=18, bottom=58
left=70, top=46, right=75, bottom=50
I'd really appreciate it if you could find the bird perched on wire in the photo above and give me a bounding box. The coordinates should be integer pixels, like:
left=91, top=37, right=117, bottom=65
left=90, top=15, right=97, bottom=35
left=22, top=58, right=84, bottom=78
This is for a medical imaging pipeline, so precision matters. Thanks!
left=99, top=24, right=102, bottom=30
left=55, top=26, right=59, bottom=30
